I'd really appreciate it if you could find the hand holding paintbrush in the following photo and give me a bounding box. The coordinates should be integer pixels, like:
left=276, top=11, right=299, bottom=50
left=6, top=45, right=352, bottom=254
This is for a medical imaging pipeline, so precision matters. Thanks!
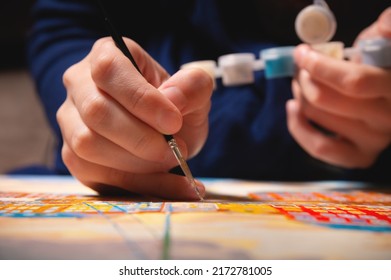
left=56, top=2, right=213, bottom=200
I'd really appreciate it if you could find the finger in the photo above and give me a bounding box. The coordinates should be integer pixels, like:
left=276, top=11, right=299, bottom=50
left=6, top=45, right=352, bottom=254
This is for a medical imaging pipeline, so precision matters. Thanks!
left=286, top=99, right=378, bottom=168
left=57, top=99, right=178, bottom=173
left=160, top=68, right=213, bottom=115
left=89, top=38, right=182, bottom=135
left=354, top=8, right=391, bottom=46
left=294, top=44, right=391, bottom=98
left=297, top=70, right=391, bottom=131
left=63, top=66, right=175, bottom=162
left=378, top=7, right=391, bottom=38
left=355, top=24, right=378, bottom=45
left=298, top=96, right=390, bottom=154
left=159, top=68, right=213, bottom=156
left=62, top=144, right=205, bottom=201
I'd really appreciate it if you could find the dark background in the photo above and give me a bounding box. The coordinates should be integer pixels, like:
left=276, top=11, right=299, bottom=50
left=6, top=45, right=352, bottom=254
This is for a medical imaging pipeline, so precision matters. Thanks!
left=0, top=1, right=35, bottom=70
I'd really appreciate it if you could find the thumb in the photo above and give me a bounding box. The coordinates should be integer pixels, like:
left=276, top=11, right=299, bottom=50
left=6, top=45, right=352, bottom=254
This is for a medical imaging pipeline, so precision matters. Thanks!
left=354, top=8, right=391, bottom=45
left=378, top=7, right=391, bottom=38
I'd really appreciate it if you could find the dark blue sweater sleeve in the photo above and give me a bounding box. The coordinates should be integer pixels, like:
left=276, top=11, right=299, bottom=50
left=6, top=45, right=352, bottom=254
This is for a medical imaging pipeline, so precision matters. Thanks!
left=27, top=0, right=104, bottom=174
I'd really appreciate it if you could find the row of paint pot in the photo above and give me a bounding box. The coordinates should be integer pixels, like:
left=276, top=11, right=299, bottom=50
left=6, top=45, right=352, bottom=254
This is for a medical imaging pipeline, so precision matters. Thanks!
left=180, top=38, right=391, bottom=87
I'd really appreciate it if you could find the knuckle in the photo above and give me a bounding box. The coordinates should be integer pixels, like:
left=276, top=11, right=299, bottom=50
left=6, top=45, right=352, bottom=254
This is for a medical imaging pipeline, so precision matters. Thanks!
left=62, top=68, right=71, bottom=88
left=56, top=103, right=66, bottom=125
left=92, top=37, right=113, bottom=54
left=56, top=98, right=72, bottom=127
left=80, top=95, right=111, bottom=128
left=62, top=64, right=78, bottom=89
left=91, top=42, right=117, bottom=82
left=61, top=145, right=78, bottom=174
left=70, top=127, right=95, bottom=158
left=62, top=143, right=97, bottom=185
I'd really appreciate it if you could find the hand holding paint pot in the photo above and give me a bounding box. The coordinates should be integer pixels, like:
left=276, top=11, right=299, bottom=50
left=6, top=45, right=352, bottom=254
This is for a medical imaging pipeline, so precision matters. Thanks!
left=287, top=7, right=391, bottom=169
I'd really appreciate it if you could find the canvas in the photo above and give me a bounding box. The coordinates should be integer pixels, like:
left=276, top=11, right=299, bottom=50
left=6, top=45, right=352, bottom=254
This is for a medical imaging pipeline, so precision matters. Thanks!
left=0, top=176, right=390, bottom=259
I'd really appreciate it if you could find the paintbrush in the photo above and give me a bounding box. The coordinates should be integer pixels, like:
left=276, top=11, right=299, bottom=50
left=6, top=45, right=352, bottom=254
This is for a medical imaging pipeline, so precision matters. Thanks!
left=96, top=0, right=203, bottom=200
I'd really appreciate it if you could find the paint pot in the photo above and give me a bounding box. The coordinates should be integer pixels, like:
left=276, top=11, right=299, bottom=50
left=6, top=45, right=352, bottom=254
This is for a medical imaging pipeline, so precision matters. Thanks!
left=217, top=53, right=256, bottom=86
left=358, top=38, right=391, bottom=68
left=295, top=1, right=336, bottom=44
left=260, top=46, right=296, bottom=79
